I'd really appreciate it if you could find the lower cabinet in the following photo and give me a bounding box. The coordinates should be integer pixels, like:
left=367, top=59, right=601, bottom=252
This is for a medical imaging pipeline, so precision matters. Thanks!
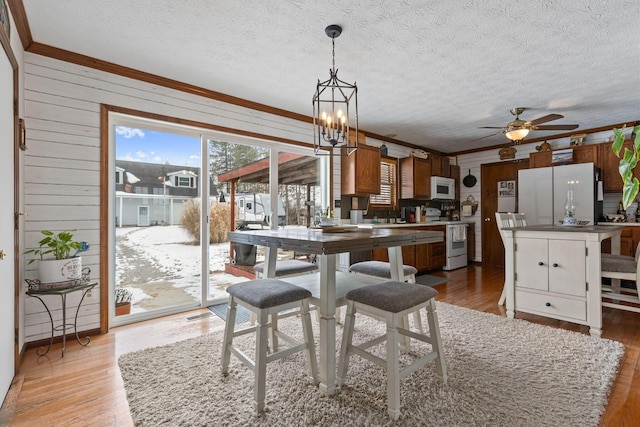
left=371, top=225, right=446, bottom=273
left=515, top=237, right=587, bottom=322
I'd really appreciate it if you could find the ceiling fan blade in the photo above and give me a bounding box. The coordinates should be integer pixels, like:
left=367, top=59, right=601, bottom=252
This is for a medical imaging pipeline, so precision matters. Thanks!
left=468, top=132, right=503, bottom=143
left=533, top=124, right=579, bottom=131
left=479, top=126, right=504, bottom=129
left=529, top=114, right=564, bottom=126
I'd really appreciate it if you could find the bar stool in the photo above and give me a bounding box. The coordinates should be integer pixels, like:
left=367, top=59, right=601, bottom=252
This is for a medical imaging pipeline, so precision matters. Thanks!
left=253, top=259, right=320, bottom=343
left=349, top=261, right=423, bottom=333
left=337, top=281, right=447, bottom=421
left=221, top=279, right=319, bottom=413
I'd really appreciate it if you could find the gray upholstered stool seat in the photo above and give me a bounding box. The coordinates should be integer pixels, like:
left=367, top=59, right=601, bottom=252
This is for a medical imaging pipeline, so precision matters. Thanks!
left=346, top=280, right=438, bottom=312
left=338, top=280, right=446, bottom=421
left=601, top=254, right=636, bottom=274
left=349, top=260, right=417, bottom=278
left=349, top=261, right=424, bottom=334
left=227, top=278, right=312, bottom=308
left=254, top=259, right=318, bottom=278
left=221, top=279, right=318, bottom=414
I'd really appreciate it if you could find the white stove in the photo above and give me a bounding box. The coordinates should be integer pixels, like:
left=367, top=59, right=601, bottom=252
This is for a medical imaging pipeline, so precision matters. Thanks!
left=422, top=207, right=468, bottom=270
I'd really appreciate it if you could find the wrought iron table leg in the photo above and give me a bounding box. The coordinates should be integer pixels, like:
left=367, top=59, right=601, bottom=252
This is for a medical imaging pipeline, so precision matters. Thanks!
left=73, top=287, right=92, bottom=347
left=30, top=294, right=54, bottom=356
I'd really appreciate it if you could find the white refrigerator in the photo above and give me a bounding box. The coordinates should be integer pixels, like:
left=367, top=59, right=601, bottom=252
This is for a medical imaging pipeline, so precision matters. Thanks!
left=518, top=163, right=603, bottom=225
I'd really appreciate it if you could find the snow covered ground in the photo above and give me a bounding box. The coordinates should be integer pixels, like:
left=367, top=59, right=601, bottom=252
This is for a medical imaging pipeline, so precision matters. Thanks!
left=116, top=226, right=259, bottom=313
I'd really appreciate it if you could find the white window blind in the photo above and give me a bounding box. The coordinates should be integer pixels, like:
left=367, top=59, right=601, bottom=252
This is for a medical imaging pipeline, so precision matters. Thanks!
left=370, top=158, right=397, bottom=209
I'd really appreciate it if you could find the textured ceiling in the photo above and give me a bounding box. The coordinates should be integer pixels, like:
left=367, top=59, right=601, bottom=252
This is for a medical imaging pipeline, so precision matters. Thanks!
left=21, top=0, right=640, bottom=153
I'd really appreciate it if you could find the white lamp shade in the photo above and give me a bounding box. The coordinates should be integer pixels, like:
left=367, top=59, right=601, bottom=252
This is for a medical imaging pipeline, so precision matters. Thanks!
left=505, top=128, right=530, bottom=141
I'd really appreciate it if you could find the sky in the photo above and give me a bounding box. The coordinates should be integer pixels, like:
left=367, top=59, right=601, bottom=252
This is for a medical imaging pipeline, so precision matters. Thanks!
left=115, top=126, right=201, bottom=167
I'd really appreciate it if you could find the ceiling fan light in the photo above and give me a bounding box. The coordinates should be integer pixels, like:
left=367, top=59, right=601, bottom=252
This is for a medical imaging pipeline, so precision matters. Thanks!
left=505, top=128, right=530, bottom=141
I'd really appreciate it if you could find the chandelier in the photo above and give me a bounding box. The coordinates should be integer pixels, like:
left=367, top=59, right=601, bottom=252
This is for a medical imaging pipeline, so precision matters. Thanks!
left=312, top=25, right=359, bottom=156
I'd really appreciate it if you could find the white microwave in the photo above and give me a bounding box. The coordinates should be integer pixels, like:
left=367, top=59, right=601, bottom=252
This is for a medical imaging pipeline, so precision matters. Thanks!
left=430, top=176, right=456, bottom=200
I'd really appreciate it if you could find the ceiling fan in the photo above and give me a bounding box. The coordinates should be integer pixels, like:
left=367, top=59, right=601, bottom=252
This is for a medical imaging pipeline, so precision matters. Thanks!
left=480, top=107, right=579, bottom=142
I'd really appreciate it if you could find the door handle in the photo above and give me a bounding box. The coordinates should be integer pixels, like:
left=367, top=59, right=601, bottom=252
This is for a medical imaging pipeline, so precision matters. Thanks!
left=484, top=217, right=491, bottom=222
left=0, top=250, right=6, bottom=260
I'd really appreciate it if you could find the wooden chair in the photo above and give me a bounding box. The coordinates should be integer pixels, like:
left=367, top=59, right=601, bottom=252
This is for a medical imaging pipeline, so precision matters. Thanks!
left=601, top=243, right=640, bottom=313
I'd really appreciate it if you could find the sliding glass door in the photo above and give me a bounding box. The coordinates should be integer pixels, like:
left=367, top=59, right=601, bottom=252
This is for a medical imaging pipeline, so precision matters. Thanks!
left=113, top=122, right=203, bottom=323
left=110, top=114, right=327, bottom=325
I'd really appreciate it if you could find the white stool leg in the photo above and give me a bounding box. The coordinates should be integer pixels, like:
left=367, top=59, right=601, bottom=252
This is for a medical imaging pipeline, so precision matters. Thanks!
left=498, top=282, right=506, bottom=306
left=254, top=309, right=269, bottom=413
left=337, top=301, right=356, bottom=386
left=426, top=299, right=447, bottom=382
left=270, top=313, right=279, bottom=352
left=386, top=313, right=401, bottom=421
left=220, top=296, right=237, bottom=375
left=407, top=274, right=425, bottom=334
left=300, top=299, right=319, bottom=384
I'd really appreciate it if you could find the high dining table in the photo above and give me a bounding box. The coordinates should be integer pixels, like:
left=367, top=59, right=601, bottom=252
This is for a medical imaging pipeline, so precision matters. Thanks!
left=227, top=226, right=444, bottom=395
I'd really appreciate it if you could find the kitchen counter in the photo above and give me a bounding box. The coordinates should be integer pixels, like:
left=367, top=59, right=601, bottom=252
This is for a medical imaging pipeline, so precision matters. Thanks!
left=357, top=220, right=472, bottom=229
left=597, top=222, right=640, bottom=226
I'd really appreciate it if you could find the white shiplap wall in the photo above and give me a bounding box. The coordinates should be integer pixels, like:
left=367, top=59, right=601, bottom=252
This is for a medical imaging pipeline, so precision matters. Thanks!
left=23, top=53, right=315, bottom=341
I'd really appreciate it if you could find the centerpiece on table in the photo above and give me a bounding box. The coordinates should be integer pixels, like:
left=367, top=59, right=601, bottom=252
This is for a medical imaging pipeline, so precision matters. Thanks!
left=25, top=230, right=89, bottom=289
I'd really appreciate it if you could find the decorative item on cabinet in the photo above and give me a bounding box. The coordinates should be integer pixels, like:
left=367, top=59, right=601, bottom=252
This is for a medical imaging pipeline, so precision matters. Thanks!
left=499, top=146, right=516, bottom=160
left=536, top=141, right=552, bottom=151
left=570, top=133, right=586, bottom=146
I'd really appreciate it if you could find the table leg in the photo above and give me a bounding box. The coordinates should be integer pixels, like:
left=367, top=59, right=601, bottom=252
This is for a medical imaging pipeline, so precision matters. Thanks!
left=587, top=240, right=603, bottom=337
left=317, top=254, right=337, bottom=395
left=73, top=287, right=93, bottom=347
left=61, top=294, right=67, bottom=357
left=29, top=294, right=54, bottom=356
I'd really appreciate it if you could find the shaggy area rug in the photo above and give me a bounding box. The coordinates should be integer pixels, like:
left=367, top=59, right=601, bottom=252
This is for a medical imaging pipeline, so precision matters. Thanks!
left=119, top=302, right=624, bottom=426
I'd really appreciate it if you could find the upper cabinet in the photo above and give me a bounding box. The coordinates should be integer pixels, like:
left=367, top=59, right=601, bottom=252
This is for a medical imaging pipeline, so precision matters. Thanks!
left=340, top=143, right=381, bottom=195
left=430, top=155, right=451, bottom=178
left=529, top=144, right=600, bottom=169
left=400, top=156, right=431, bottom=199
left=601, top=139, right=636, bottom=192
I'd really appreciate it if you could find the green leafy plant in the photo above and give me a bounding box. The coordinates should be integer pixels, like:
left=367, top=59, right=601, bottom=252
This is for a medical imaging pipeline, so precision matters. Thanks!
left=612, top=125, right=640, bottom=209
left=24, top=230, right=84, bottom=264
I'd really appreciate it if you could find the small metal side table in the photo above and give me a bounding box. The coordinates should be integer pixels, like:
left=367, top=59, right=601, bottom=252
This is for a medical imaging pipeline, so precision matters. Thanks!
left=26, top=281, right=97, bottom=357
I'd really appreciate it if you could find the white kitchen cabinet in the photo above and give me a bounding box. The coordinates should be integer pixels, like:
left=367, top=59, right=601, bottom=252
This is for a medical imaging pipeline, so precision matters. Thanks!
left=503, top=224, right=623, bottom=337
left=515, top=238, right=587, bottom=322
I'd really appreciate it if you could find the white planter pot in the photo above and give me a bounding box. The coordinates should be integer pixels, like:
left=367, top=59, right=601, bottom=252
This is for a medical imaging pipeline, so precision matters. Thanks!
left=38, top=257, right=82, bottom=285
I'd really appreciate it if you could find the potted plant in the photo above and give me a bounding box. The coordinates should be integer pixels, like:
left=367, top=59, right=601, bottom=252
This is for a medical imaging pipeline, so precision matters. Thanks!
left=612, top=124, right=640, bottom=209
left=115, top=288, right=133, bottom=316
left=25, top=230, right=88, bottom=286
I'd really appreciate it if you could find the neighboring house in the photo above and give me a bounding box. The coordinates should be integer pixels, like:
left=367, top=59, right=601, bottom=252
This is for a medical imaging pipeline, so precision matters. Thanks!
left=115, top=160, right=219, bottom=227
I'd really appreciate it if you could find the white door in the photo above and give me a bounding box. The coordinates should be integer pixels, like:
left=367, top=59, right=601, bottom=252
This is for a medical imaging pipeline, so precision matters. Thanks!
left=137, top=206, right=150, bottom=226
left=0, top=48, right=16, bottom=403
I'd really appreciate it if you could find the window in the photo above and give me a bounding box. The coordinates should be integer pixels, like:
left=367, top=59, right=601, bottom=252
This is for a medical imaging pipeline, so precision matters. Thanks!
left=370, top=157, right=397, bottom=209
left=115, top=168, right=124, bottom=184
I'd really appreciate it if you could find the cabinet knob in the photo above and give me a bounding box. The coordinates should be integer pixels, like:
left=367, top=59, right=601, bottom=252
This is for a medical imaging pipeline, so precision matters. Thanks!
left=552, top=263, right=559, bottom=267
left=538, top=261, right=544, bottom=266
left=545, top=302, right=551, bottom=307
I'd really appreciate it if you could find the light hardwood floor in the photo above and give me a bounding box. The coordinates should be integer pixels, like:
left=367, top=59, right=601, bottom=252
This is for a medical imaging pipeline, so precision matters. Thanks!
left=2, top=264, right=639, bottom=426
